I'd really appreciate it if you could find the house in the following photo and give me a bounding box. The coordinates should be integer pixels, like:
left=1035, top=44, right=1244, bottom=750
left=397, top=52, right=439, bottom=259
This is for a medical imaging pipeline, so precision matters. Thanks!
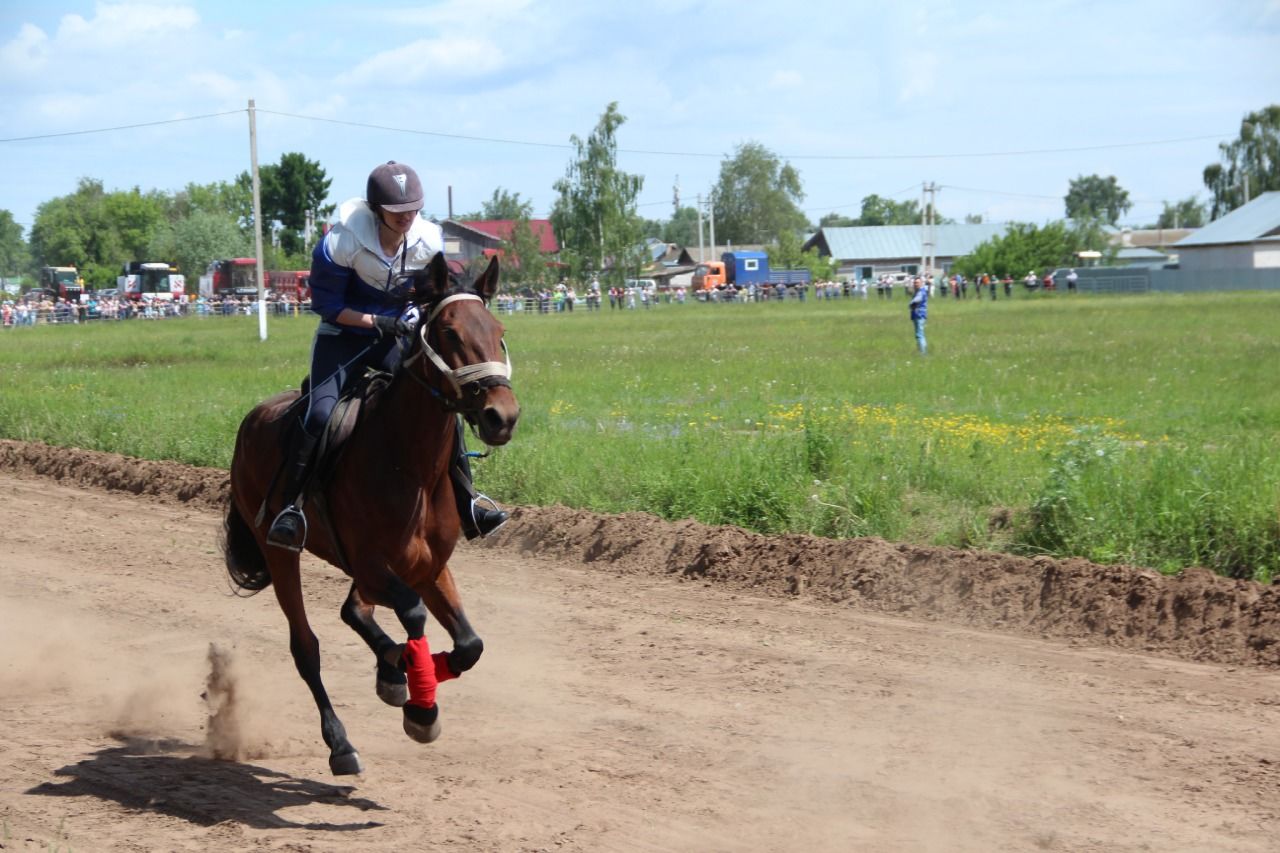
left=440, top=218, right=560, bottom=265
left=1173, top=192, right=1280, bottom=270
left=639, top=238, right=700, bottom=289
left=802, top=224, right=1009, bottom=279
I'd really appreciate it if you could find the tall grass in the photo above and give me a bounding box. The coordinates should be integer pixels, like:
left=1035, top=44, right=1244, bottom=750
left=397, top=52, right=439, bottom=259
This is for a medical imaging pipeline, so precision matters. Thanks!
left=1, top=291, right=1277, bottom=580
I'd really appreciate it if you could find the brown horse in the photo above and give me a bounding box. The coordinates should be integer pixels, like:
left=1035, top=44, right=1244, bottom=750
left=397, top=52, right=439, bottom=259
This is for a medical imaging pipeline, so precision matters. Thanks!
left=222, top=252, right=519, bottom=775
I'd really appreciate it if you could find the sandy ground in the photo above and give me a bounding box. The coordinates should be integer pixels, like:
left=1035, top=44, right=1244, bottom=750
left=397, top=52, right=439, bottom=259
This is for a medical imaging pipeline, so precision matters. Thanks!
left=1, top=445, right=1279, bottom=852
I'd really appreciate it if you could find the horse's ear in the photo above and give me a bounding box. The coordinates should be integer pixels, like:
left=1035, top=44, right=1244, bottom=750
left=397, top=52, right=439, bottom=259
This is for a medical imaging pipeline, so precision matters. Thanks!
left=474, top=255, right=500, bottom=301
left=412, top=252, right=450, bottom=303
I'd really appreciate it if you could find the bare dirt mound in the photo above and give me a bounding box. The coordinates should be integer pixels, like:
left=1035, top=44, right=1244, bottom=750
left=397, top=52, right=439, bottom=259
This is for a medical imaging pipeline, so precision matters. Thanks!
left=3, top=438, right=1277, bottom=668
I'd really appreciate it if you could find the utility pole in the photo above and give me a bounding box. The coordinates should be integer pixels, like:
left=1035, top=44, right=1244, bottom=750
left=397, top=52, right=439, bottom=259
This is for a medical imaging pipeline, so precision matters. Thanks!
left=920, top=181, right=938, bottom=277
left=708, top=193, right=717, bottom=263
left=696, top=193, right=705, bottom=262
left=247, top=98, right=267, bottom=341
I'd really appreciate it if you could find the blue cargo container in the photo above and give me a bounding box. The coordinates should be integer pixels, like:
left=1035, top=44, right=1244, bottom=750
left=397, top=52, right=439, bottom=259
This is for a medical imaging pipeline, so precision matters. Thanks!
left=722, top=251, right=811, bottom=286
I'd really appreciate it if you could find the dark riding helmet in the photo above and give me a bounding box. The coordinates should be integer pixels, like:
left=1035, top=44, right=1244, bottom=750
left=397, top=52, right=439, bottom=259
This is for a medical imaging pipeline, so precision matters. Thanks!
left=367, top=161, right=424, bottom=213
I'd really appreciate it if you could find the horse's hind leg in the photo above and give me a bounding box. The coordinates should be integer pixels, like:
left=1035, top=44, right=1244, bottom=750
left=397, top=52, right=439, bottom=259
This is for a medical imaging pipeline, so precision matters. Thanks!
left=268, top=553, right=363, bottom=775
left=339, top=583, right=408, bottom=707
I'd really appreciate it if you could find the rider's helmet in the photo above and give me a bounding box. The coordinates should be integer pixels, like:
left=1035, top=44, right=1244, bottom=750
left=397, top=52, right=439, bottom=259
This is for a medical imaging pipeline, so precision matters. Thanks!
left=367, top=161, right=424, bottom=213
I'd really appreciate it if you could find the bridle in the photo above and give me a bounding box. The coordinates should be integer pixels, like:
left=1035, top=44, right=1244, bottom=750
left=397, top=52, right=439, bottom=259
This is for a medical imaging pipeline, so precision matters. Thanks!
left=400, top=292, right=512, bottom=414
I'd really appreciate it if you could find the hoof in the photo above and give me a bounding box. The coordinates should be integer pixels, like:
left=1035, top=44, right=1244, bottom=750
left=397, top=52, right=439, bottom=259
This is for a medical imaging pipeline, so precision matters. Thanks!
left=376, top=660, right=408, bottom=707
left=329, top=749, right=364, bottom=776
left=403, top=703, right=442, bottom=744
left=377, top=678, right=409, bottom=707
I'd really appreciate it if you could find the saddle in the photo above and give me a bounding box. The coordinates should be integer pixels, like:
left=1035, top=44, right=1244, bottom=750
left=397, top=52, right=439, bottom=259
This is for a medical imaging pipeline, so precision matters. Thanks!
left=258, top=368, right=394, bottom=526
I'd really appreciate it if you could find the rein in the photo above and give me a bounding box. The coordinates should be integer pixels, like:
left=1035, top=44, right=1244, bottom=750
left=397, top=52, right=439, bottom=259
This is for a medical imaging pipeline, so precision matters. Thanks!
left=401, top=293, right=512, bottom=407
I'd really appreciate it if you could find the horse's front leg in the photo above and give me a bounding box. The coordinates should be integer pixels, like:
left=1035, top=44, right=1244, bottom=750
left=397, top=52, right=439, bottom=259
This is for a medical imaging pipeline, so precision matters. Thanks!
left=418, top=563, right=484, bottom=677
left=339, top=583, right=408, bottom=707
left=354, top=568, right=444, bottom=744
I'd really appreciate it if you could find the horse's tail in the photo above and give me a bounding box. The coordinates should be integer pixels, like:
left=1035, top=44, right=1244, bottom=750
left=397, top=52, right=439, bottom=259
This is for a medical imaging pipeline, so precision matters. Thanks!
left=222, top=498, right=271, bottom=593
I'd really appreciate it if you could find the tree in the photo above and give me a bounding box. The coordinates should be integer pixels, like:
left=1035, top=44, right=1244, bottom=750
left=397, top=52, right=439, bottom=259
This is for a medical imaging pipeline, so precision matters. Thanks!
left=857, top=194, right=921, bottom=226
left=0, top=210, right=28, bottom=279
left=239, top=152, right=332, bottom=257
left=949, top=219, right=1114, bottom=281
left=171, top=180, right=253, bottom=226
left=502, top=215, right=550, bottom=290
left=28, top=178, right=167, bottom=287
left=147, top=211, right=252, bottom=282
left=661, top=206, right=700, bottom=247
left=710, top=142, right=808, bottom=244
left=1157, top=197, right=1207, bottom=229
left=480, top=188, right=534, bottom=220
left=1203, top=105, right=1280, bottom=220
left=550, top=102, right=645, bottom=283
left=1064, top=174, right=1132, bottom=225
left=767, top=229, right=836, bottom=281
left=819, top=211, right=859, bottom=228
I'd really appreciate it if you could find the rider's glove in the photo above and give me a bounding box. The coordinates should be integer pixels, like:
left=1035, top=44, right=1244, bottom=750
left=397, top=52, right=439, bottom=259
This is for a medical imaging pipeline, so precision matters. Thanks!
left=398, top=305, right=420, bottom=335
left=371, top=311, right=415, bottom=339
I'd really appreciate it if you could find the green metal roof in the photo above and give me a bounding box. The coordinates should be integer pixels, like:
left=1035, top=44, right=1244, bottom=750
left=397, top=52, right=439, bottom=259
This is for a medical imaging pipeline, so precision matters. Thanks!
left=813, top=223, right=1010, bottom=260
left=1176, top=192, right=1280, bottom=247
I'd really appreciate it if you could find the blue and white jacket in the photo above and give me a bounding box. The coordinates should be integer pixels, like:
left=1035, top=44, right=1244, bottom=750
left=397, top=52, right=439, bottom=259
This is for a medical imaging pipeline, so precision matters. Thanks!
left=309, top=198, right=444, bottom=335
left=909, top=286, right=928, bottom=320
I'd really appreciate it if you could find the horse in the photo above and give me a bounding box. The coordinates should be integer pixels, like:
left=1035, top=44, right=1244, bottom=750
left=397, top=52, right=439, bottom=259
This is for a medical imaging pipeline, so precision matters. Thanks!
left=221, top=252, right=519, bottom=775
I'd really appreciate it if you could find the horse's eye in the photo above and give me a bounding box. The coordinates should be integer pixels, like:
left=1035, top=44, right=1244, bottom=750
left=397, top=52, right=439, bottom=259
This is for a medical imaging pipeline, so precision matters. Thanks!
left=443, top=327, right=462, bottom=346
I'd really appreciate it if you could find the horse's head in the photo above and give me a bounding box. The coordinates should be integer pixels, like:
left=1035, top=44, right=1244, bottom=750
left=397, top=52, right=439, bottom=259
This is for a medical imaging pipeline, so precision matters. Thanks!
left=400, top=252, right=519, bottom=446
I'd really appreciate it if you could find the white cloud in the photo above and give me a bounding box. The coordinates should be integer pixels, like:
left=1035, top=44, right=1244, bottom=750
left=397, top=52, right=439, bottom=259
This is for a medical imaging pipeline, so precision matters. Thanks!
left=0, top=23, right=49, bottom=72
left=55, top=3, right=199, bottom=49
left=341, top=37, right=506, bottom=86
left=897, top=52, right=939, bottom=102
left=185, top=71, right=241, bottom=101
left=768, top=69, right=804, bottom=90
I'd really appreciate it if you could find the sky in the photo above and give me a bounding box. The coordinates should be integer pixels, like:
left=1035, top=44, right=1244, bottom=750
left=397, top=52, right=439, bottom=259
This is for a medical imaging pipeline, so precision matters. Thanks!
left=2, top=0, right=1279, bottom=238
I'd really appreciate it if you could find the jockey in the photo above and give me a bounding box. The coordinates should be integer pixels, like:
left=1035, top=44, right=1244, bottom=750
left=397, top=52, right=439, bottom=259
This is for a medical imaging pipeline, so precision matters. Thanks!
left=266, top=160, right=508, bottom=551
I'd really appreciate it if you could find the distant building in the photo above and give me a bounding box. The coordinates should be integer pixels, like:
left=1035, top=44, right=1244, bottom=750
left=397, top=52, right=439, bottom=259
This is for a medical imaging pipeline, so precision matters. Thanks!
left=803, top=224, right=1009, bottom=279
left=1114, top=247, right=1172, bottom=268
left=1174, top=192, right=1280, bottom=271
left=441, top=218, right=560, bottom=265
left=639, top=238, right=699, bottom=288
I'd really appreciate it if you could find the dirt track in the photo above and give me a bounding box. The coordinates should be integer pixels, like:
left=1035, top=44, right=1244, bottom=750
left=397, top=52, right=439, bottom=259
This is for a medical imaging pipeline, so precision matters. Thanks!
left=1, top=441, right=1279, bottom=852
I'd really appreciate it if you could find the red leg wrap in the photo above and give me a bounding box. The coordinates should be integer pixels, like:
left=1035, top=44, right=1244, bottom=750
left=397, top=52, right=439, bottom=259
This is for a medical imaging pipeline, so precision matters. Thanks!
left=433, top=651, right=459, bottom=683
left=403, top=636, right=438, bottom=709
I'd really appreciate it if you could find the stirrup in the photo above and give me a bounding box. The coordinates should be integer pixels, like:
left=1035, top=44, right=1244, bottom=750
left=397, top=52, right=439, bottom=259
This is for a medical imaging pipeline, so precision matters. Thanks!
left=266, top=504, right=308, bottom=552
left=463, top=494, right=508, bottom=541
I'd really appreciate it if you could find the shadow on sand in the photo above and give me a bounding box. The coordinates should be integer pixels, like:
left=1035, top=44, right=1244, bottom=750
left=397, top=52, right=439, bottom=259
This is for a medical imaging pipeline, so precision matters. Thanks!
left=27, top=735, right=386, bottom=831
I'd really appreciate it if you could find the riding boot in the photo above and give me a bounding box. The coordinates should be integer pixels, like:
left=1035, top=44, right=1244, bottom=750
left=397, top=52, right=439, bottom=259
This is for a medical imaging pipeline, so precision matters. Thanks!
left=266, top=427, right=321, bottom=551
left=450, top=418, right=508, bottom=540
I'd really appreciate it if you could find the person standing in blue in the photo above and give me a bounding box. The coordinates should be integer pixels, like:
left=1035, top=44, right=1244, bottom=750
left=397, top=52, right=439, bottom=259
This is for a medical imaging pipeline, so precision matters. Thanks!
left=267, top=161, right=508, bottom=551
left=908, top=276, right=929, bottom=355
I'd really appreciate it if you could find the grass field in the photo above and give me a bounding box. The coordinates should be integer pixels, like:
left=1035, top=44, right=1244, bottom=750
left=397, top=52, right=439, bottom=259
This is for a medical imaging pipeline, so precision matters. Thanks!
left=2, top=290, right=1277, bottom=581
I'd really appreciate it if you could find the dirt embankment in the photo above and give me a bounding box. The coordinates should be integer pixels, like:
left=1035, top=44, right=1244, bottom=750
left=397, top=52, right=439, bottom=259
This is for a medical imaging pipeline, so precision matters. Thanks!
left=3, top=438, right=1277, bottom=668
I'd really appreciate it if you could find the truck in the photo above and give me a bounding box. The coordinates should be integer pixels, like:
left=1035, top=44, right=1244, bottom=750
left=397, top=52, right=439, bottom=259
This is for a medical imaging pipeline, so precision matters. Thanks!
left=38, top=266, right=84, bottom=301
left=200, top=258, right=262, bottom=299
left=118, top=262, right=185, bottom=301
left=691, top=251, right=811, bottom=292
left=267, top=269, right=312, bottom=301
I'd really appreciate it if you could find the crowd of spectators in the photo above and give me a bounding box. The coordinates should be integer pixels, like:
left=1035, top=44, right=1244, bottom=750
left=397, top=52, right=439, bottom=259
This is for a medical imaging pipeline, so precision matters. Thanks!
left=5, top=270, right=1064, bottom=330
left=1, top=291, right=312, bottom=327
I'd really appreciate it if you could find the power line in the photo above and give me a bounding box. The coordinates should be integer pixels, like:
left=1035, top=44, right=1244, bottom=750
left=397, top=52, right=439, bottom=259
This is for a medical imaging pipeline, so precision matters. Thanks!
left=804, top=183, right=938, bottom=215
left=941, top=184, right=1061, bottom=201
left=4, top=105, right=1231, bottom=163
left=262, top=109, right=1230, bottom=161
left=257, top=109, right=574, bottom=152
left=0, top=110, right=245, bottom=143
